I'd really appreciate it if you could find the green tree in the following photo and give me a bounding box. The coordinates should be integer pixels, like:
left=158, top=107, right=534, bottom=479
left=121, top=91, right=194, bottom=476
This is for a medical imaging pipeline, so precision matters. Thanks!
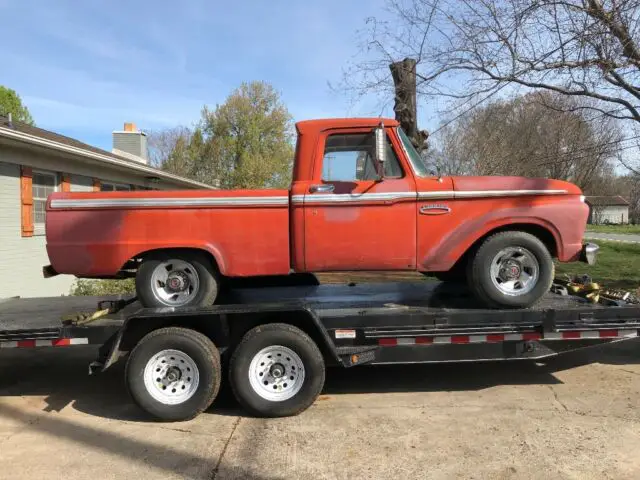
left=201, top=81, right=294, bottom=189
left=0, top=86, right=34, bottom=125
left=150, top=81, right=294, bottom=189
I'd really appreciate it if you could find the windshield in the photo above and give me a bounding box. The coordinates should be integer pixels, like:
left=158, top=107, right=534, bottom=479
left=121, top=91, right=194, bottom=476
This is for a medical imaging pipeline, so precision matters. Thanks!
left=397, top=127, right=430, bottom=177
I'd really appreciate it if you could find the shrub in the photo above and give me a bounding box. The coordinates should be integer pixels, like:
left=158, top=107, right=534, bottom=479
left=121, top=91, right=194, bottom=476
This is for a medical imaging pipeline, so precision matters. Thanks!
left=70, top=278, right=136, bottom=296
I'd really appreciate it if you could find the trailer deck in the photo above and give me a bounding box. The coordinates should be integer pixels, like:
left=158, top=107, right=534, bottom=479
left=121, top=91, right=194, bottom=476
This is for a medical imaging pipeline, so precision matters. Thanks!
left=1, top=282, right=638, bottom=354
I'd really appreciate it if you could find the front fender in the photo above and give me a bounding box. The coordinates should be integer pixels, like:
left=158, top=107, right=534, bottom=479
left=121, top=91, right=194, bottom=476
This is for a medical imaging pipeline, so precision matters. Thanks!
left=420, top=204, right=575, bottom=272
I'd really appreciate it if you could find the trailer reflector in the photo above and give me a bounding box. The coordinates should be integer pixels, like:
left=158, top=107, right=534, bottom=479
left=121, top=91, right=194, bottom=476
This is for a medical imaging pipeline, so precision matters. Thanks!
left=377, top=329, right=638, bottom=346
left=0, top=338, right=89, bottom=349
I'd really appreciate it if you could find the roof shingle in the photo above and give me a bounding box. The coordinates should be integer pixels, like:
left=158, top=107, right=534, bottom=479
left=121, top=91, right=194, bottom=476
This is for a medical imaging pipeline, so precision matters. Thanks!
left=584, top=195, right=630, bottom=206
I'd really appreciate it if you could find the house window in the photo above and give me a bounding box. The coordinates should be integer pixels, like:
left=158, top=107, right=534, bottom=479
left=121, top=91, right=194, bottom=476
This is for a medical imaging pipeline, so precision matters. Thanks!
left=101, top=182, right=131, bottom=192
left=32, top=171, right=57, bottom=231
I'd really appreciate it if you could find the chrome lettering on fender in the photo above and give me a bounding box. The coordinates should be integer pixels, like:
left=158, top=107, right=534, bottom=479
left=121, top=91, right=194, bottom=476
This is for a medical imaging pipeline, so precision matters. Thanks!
left=420, top=204, right=451, bottom=215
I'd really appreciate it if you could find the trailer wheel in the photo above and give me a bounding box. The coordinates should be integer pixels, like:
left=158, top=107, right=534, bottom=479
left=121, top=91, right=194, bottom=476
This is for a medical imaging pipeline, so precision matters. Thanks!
left=125, top=327, right=221, bottom=422
left=229, top=323, right=325, bottom=417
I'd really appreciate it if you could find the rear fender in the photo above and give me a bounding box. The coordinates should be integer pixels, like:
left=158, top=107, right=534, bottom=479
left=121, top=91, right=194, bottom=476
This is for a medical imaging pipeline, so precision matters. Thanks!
left=131, top=243, right=227, bottom=274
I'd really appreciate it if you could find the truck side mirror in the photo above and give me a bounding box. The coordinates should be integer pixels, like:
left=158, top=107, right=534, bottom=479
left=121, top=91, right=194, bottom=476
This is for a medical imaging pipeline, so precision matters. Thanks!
left=374, top=123, right=386, bottom=180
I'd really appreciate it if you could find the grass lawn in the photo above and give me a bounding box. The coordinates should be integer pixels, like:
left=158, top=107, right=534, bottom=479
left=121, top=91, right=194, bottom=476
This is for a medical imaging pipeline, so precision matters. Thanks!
left=585, top=224, right=640, bottom=234
left=555, top=240, right=640, bottom=292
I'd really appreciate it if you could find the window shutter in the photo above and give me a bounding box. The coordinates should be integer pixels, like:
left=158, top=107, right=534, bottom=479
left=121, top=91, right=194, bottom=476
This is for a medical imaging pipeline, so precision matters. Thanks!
left=20, top=166, right=34, bottom=237
left=61, top=174, right=71, bottom=192
left=92, top=178, right=101, bottom=191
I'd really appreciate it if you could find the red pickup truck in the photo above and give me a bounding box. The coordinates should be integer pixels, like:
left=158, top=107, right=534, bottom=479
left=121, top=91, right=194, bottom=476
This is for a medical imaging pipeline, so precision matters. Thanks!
left=44, top=118, right=596, bottom=309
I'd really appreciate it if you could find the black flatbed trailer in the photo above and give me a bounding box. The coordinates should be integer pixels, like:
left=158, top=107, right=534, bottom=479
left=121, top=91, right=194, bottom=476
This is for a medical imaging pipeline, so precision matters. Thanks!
left=1, top=281, right=639, bottom=421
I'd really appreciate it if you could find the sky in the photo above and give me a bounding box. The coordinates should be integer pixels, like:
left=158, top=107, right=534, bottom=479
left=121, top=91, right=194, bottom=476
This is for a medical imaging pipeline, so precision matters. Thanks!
left=0, top=0, right=400, bottom=151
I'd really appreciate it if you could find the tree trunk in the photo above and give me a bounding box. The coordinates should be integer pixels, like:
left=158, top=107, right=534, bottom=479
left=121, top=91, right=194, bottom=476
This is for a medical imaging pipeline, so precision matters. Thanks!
left=389, top=58, right=428, bottom=151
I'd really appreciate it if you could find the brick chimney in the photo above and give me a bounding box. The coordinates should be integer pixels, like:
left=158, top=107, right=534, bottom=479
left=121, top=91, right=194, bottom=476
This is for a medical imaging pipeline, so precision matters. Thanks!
left=112, top=122, right=148, bottom=164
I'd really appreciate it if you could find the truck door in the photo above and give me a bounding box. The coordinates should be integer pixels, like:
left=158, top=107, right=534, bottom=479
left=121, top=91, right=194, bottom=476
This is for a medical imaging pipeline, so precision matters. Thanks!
left=301, top=127, right=417, bottom=271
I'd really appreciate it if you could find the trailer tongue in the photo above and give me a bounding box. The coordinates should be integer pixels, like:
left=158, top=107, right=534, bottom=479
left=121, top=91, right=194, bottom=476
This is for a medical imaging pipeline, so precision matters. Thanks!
left=1, top=281, right=638, bottom=421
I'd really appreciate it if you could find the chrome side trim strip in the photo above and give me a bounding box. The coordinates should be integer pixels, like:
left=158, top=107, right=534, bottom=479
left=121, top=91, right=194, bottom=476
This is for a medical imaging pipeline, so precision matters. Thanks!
left=417, top=189, right=568, bottom=200
left=293, top=189, right=568, bottom=205
left=293, top=192, right=417, bottom=204
left=50, top=196, right=290, bottom=209
left=416, top=191, right=455, bottom=199
left=454, top=189, right=568, bottom=198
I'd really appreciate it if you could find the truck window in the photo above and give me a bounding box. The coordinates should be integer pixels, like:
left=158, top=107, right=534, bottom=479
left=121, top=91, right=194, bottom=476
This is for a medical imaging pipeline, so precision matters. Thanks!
left=322, top=133, right=402, bottom=182
left=397, top=127, right=430, bottom=177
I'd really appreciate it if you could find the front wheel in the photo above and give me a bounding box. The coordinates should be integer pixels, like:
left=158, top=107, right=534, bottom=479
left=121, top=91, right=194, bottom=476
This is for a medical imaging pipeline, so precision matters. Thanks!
left=229, top=323, right=325, bottom=417
left=467, top=231, right=554, bottom=309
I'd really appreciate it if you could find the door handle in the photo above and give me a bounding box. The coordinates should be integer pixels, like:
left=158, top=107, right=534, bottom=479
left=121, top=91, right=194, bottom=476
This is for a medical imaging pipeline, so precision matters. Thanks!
left=309, top=184, right=335, bottom=193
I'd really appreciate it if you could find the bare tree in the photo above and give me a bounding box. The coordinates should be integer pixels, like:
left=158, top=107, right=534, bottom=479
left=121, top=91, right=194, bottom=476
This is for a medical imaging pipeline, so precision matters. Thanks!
left=346, top=0, right=640, bottom=126
left=429, top=92, right=623, bottom=190
left=591, top=204, right=608, bottom=224
left=147, top=126, right=193, bottom=169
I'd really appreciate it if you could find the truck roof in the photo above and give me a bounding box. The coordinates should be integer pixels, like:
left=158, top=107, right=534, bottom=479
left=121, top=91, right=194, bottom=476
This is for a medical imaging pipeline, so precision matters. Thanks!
left=295, top=117, right=399, bottom=133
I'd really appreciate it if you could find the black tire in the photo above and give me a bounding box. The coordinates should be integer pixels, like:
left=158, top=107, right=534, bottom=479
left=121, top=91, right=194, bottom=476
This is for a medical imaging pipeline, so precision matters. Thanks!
left=467, top=231, right=554, bottom=309
left=229, top=323, right=325, bottom=418
left=125, top=327, right=221, bottom=422
left=433, top=270, right=465, bottom=283
left=136, top=251, right=219, bottom=308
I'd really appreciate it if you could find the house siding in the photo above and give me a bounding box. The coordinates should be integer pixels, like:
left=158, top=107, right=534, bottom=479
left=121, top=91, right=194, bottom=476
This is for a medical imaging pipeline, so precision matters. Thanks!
left=0, top=160, right=76, bottom=298
left=589, top=205, right=629, bottom=224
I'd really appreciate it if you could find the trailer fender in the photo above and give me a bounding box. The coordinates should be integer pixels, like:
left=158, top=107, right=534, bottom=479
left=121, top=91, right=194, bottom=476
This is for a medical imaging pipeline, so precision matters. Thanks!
left=90, top=306, right=343, bottom=373
left=90, top=328, right=126, bottom=374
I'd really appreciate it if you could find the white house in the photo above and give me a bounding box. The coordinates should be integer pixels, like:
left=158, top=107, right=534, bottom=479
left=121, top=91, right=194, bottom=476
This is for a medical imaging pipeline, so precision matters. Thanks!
left=0, top=116, right=211, bottom=298
left=585, top=196, right=630, bottom=224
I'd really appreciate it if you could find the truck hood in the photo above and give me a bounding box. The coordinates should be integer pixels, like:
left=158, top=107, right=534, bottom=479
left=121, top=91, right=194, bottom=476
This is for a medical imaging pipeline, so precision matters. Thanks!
left=450, top=176, right=582, bottom=196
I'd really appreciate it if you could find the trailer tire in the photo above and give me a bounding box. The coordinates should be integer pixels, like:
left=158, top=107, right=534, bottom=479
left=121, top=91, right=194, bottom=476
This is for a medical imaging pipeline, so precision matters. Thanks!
left=125, top=327, right=221, bottom=422
left=136, top=251, right=219, bottom=308
left=467, top=231, right=554, bottom=308
left=229, top=323, right=325, bottom=417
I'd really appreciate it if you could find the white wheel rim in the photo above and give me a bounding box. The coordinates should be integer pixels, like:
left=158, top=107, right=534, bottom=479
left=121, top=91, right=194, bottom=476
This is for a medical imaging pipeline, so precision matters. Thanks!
left=149, top=259, right=200, bottom=307
left=143, top=349, right=200, bottom=405
left=489, top=246, right=540, bottom=296
left=248, top=346, right=305, bottom=402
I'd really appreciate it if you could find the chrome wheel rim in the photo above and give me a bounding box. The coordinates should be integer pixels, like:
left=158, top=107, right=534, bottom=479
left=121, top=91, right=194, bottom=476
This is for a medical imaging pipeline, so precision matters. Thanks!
left=248, top=346, right=305, bottom=402
left=489, top=246, right=539, bottom=296
left=150, top=259, right=200, bottom=307
left=143, top=349, right=200, bottom=405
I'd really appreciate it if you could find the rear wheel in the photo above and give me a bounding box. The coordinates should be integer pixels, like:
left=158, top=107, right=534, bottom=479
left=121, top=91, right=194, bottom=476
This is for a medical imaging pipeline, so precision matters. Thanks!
left=136, top=251, right=219, bottom=308
left=125, top=327, right=221, bottom=421
left=229, top=323, right=325, bottom=417
left=467, top=231, right=554, bottom=308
